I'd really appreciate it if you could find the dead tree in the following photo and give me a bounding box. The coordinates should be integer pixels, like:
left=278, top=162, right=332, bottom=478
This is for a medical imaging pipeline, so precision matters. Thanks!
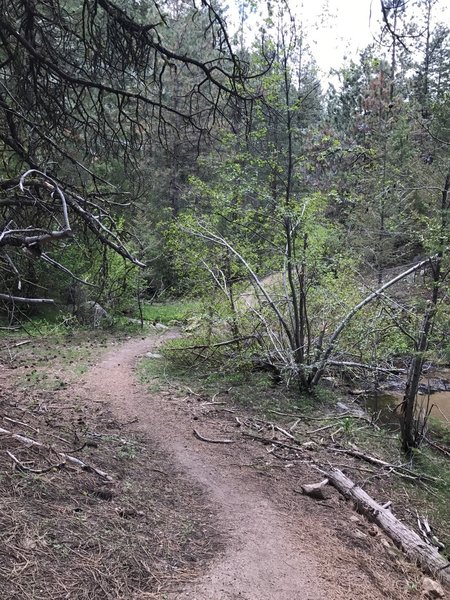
left=186, top=222, right=437, bottom=390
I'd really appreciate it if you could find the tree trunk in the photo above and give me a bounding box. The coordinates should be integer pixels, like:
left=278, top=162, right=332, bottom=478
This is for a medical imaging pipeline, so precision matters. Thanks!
left=400, top=306, right=434, bottom=452
left=400, top=171, right=449, bottom=451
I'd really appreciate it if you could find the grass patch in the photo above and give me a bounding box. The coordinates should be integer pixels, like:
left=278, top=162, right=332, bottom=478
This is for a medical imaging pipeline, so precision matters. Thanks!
left=138, top=347, right=287, bottom=410
left=139, top=300, right=200, bottom=324
left=0, top=304, right=166, bottom=341
left=1, top=330, right=118, bottom=392
left=158, top=331, right=339, bottom=410
left=428, top=416, right=450, bottom=445
left=0, top=311, right=75, bottom=339
left=139, top=334, right=335, bottom=420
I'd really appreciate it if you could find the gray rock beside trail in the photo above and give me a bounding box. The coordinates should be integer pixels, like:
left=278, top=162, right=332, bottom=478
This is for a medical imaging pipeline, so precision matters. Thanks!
left=76, top=301, right=108, bottom=326
left=421, top=577, right=445, bottom=599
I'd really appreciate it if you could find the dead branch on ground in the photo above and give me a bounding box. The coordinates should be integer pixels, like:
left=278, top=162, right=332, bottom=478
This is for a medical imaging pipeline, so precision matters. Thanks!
left=168, top=336, right=257, bottom=351
left=331, top=445, right=439, bottom=483
left=0, top=426, right=112, bottom=481
left=193, top=429, right=234, bottom=444
left=241, top=432, right=304, bottom=453
left=6, top=450, right=66, bottom=474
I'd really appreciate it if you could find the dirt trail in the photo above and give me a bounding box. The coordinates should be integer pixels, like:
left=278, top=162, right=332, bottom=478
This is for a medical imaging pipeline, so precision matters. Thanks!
left=80, top=333, right=416, bottom=600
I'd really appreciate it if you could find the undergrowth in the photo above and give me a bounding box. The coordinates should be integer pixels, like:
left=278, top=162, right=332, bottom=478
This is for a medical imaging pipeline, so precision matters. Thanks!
left=140, top=333, right=336, bottom=415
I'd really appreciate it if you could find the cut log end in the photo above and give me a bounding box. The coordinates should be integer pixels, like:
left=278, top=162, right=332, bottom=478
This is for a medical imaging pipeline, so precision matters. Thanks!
left=301, top=478, right=330, bottom=500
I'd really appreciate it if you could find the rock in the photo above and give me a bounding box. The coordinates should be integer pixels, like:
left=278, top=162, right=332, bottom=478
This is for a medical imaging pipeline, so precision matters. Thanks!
left=352, top=529, right=368, bottom=540
left=384, top=374, right=450, bottom=395
left=76, top=301, right=107, bottom=326
left=417, top=378, right=450, bottom=394
left=322, top=376, right=338, bottom=386
left=335, top=401, right=365, bottom=416
left=421, top=577, right=445, bottom=599
left=349, top=515, right=361, bottom=524
left=368, top=525, right=379, bottom=537
left=379, top=537, right=398, bottom=559
left=302, top=441, right=318, bottom=451
left=301, top=478, right=330, bottom=500
left=22, top=536, right=38, bottom=550
left=349, top=389, right=367, bottom=396
left=145, top=352, right=162, bottom=359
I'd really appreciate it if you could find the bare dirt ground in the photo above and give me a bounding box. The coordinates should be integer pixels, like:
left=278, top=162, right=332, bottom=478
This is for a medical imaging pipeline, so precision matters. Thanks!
left=2, top=330, right=438, bottom=599
left=77, top=331, right=424, bottom=600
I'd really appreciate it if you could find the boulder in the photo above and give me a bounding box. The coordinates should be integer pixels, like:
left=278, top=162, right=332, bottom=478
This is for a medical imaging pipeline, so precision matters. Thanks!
left=76, top=301, right=108, bottom=326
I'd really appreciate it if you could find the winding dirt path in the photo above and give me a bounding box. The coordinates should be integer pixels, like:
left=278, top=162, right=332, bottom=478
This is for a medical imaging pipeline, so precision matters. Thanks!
left=79, top=333, right=417, bottom=600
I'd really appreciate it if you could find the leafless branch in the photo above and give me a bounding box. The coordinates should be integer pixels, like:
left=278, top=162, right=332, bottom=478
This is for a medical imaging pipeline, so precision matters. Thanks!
left=0, top=293, right=55, bottom=304
left=311, top=255, right=439, bottom=386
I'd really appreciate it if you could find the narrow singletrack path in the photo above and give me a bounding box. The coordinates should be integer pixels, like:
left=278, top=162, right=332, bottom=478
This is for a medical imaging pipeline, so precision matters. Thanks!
left=78, top=332, right=416, bottom=600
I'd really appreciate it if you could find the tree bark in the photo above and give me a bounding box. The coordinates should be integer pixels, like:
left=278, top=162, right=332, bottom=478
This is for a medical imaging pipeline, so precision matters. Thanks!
left=400, top=170, right=449, bottom=451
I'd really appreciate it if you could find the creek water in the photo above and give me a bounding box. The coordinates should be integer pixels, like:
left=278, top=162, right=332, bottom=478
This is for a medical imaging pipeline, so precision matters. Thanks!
left=364, top=369, right=450, bottom=429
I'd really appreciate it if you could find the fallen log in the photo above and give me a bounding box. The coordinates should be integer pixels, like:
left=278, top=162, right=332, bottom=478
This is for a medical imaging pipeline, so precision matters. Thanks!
left=0, top=293, right=55, bottom=304
left=323, top=466, right=450, bottom=586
